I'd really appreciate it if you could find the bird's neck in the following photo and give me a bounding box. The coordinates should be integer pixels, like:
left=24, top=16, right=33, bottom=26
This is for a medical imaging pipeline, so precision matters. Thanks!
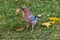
left=24, top=10, right=30, bottom=15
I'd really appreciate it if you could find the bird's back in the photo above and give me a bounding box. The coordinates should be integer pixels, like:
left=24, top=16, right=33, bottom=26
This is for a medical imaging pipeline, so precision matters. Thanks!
left=21, top=6, right=38, bottom=25
left=22, top=13, right=38, bottom=24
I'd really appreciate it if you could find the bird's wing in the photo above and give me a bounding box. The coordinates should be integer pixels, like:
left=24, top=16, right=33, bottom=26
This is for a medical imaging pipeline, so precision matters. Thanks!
left=27, top=14, right=37, bottom=22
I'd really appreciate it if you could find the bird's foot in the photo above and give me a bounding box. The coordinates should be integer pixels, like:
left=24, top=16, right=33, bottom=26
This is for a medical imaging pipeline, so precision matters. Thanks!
left=25, top=28, right=29, bottom=32
left=30, top=30, right=34, bottom=32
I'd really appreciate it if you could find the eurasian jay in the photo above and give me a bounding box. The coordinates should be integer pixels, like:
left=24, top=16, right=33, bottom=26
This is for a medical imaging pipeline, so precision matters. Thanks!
left=21, top=6, right=39, bottom=32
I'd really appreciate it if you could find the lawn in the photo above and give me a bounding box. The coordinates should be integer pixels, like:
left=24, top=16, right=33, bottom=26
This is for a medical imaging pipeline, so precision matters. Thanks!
left=0, top=0, right=60, bottom=40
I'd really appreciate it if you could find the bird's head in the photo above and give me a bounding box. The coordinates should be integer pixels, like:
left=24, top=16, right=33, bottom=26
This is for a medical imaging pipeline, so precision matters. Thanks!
left=20, top=6, right=30, bottom=13
left=35, top=16, right=40, bottom=18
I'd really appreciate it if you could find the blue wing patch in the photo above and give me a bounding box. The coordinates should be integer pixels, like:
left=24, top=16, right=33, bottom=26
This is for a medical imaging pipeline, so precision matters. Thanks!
left=31, top=16, right=38, bottom=21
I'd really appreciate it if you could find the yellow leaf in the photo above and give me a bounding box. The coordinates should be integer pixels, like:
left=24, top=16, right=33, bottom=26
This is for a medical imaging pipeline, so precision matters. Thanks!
left=42, top=22, right=51, bottom=28
left=48, top=17, right=60, bottom=24
left=48, top=17, right=60, bottom=21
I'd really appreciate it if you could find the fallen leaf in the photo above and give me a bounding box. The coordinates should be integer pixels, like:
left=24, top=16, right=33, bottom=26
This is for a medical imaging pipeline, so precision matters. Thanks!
left=42, top=22, right=51, bottom=28
left=48, top=17, right=60, bottom=24
left=15, top=8, right=20, bottom=14
left=16, top=27, right=24, bottom=31
left=48, top=17, right=60, bottom=21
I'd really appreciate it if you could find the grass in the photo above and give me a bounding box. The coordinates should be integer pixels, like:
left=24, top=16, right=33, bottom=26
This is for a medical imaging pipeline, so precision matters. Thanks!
left=0, top=0, right=60, bottom=40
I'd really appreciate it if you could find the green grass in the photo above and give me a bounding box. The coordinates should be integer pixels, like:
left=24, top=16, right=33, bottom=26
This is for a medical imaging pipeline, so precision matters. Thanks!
left=0, top=0, right=60, bottom=40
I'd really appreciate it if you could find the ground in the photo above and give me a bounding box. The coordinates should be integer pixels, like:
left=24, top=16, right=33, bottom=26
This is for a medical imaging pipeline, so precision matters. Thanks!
left=0, top=0, right=60, bottom=40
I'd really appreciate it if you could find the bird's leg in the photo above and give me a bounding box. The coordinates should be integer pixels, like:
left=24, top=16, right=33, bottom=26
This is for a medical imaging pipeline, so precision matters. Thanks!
left=26, top=23, right=29, bottom=31
left=31, top=25, right=34, bottom=32
left=26, top=25, right=29, bottom=31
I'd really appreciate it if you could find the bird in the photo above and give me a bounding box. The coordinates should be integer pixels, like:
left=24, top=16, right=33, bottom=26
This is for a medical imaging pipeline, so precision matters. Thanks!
left=21, top=6, right=39, bottom=32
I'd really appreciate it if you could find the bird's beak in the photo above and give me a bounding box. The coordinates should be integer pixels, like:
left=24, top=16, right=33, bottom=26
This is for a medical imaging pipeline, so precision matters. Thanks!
left=20, top=6, right=27, bottom=11
left=35, top=16, right=40, bottom=18
left=20, top=7, right=24, bottom=11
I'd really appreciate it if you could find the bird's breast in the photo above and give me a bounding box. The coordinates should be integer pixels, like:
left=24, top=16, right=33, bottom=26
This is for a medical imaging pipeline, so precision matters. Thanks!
left=22, top=13, right=29, bottom=22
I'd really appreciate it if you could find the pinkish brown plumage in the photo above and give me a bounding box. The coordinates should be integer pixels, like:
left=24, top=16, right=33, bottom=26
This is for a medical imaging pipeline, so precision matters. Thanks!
left=21, top=6, right=39, bottom=32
